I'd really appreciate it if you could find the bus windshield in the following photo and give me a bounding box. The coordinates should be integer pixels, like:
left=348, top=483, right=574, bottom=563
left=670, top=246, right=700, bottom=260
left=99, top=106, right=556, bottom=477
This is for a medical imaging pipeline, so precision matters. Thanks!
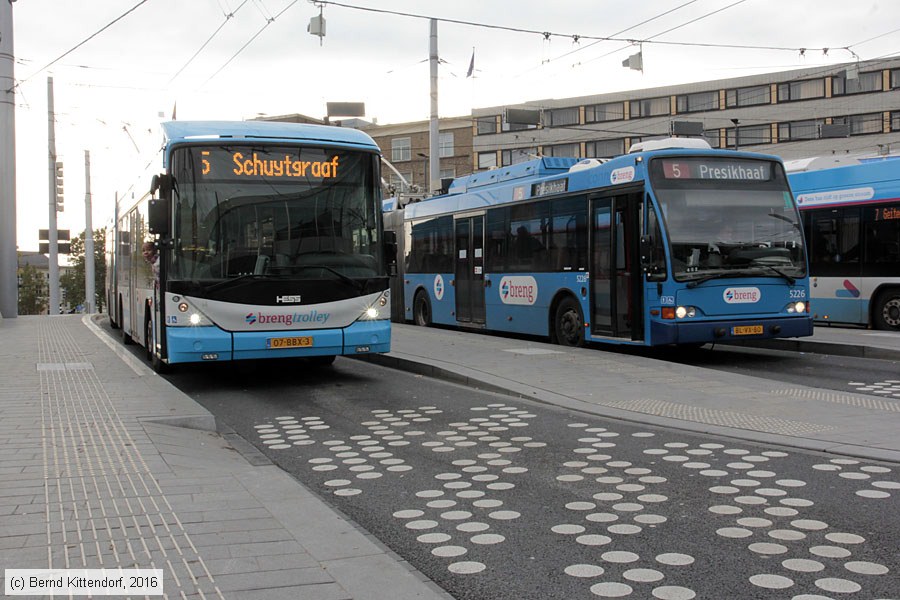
left=649, top=157, right=806, bottom=282
left=169, top=144, right=381, bottom=284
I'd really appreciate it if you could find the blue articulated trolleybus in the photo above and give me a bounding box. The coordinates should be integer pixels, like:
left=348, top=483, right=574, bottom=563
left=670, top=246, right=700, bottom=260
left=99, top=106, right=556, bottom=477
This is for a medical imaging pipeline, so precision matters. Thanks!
left=386, top=139, right=813, bottom=347
left=107, top=120, right=393, bottom=371
left=789, top=158, right=900, bottom=330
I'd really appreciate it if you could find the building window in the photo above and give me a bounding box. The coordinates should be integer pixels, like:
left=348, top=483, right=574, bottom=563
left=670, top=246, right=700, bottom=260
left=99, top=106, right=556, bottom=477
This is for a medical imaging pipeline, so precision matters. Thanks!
left=630, top=97, right=670, bottom=118
left=544, top=107, right=579, bottom=127
left=585, top=139, right=624, bottom=158
left=478, top=152, right=498, bottom=169
left=545, top=143, right=579, bottom=158
left=777, top=78, right=825, bottom=102
left=834, top=113, right=883, bottom=136
left=391, top=137, right=411, bottom=162
left=676, top=91, right=719, bottom=113
left=726, top=85, right=771, bottom=107
left=892, top=111, right=900, bottom=131
left=704, top=129, right=721, bottom=148
left=439, top=168, right=456, bottom=180
left=833, top=71, right=883, bottom=95
left=779, top=120, right=822, bottom=141
left=726, top=124, right=771, bottom=147
left=892, top=69, right=900, bottom=89
left=502, top=147, right=537, bottom=166
left=388, top=172, right=412, bottom=192
left=476, top=116, right=498, bottom=135
left=439, top=132, right=454, bottom=158
left=585, top=102, right=624, bottom=123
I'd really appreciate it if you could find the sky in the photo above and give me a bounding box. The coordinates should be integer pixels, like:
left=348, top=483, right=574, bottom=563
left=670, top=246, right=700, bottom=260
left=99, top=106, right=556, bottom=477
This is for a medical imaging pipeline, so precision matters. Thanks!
left=8, top=0, right=900, bottom=254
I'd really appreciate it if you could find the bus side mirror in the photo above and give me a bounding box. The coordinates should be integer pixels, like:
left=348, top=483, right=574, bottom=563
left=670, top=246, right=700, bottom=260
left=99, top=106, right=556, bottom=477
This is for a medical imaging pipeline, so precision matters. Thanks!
left=383, top=230, right=398, bottom=264
left=148, top=198, right=169, bottom=235
left=149, top=174, right=173, bottom=235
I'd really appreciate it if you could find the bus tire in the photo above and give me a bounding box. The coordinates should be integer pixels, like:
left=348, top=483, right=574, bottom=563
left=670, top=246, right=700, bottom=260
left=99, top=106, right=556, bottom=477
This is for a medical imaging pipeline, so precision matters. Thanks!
left=413, top=291, right=432, bottom=327
left=554, top=296, right=585, bottom=347
left=872, top=288, right=900, bottom=331
left=309, top=355, right=336, bottom=367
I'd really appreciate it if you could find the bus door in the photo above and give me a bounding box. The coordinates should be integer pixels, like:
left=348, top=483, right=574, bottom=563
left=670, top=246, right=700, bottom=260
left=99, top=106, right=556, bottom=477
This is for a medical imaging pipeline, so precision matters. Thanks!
left=590, top=191, right=644, bottom=340
left=455, top=214, right=486, bottom=324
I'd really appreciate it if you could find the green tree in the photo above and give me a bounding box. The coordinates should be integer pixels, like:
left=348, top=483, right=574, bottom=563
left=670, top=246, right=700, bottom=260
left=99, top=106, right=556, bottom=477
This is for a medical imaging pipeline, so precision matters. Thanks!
left=60, top=229, right=107, bottom=312
left=18, top=263, right=47, bottom=315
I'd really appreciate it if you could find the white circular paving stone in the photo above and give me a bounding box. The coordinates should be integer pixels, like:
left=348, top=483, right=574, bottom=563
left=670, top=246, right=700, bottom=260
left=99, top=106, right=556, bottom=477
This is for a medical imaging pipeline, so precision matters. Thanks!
left=769, top=529, right=806, bottom=541
left=717, top=527, right=753, bottom=538
left=416, top=490, right=444, bottom=498
left=566, top=501, right=597, bottom=511
left=333, top=488, right=362, bottom=497
left=432, top=545, right=468, bottom=558
left=815, top=578, right=862, bottom=594
left=749, top=574, right=794, bottom=589
left=764, top=507, right=799, bottom=517
left=417, top=533, right=452, bottom=544
left=624, top=568, right=664, bottom=583
left=782, top=559, right=825, bottom=572
left=441, top=510, right=472, bottom=521
left=709, top=505, right=743, bottom=515
left=608, top=524, right=642, bottom=535
left=587, top=513, right=619, bottom=523
left=393, top=509, right=425, bottom=519
left=565, top=564, right=605, bottom=578
left=652, top=586, right=696, bottom=600
left=590, top=582, right=633, bottom=597
left=634, top=514, right=667, bottom=525
left=268, top=444, right=291, bottom=449
left=602, top=551, right=640, bottom=563
left=470, top=533, right=505, bottom=545
left=871, top=480, right=900, bottom=489
left=737, top=518, right=772, bottom=528
left=552, top=524, right=586, bottom=535
left=825, top=532, right=865, bottom=544
left=860, top=465, right=891, bottom=474
left=749, top=543, right=788, bottom=555
left=488, top=510, right=520, bottom=520
left=856, top=489, right=891, bottom=498
left=473, top=499, right=503, bottom=509
left=576, top=534, right=613, bottom=546
left=791, top=519, right=828, bottom=531
left=844, top=560, right=889, bottom=575
left=427, top=500, right=456, bottom=509
left=457, top=522, right=490, bottom=533
left=810, top=545, right=852, bottom=559
left=405, top=520, right=439, bottom=530
left=655, top=553, right=694, bottom=566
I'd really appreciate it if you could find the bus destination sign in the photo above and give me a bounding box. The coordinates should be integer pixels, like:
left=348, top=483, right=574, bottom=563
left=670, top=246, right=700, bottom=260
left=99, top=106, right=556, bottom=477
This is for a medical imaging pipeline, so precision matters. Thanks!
left=198, top=148, right=341, bottom=180
left=660, top=159, right=771, bottom=181
left=532, top=178, right=568, bottom=197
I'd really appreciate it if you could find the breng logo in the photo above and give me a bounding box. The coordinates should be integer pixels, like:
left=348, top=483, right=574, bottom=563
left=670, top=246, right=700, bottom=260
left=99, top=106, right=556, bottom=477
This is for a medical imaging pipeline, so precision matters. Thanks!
left=244, top=311, right=330, bottom=326
left=498, top=276, right=538, bottom=305
left=433, top=274, right=445, bottom=300
left=723, top=287, right=761, bottom=304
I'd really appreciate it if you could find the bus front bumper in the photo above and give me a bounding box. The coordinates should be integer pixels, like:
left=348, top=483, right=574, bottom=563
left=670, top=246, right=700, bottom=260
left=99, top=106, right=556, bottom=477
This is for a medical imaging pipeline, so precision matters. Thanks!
left=650, top=316, right=814, bottom=345
left=165, top=320, right=391, bottom=363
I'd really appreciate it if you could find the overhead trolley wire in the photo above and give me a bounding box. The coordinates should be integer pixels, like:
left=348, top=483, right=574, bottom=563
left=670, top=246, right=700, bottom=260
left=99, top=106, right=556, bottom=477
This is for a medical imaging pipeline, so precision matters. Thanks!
left=168, top=0, right=251, bottom=85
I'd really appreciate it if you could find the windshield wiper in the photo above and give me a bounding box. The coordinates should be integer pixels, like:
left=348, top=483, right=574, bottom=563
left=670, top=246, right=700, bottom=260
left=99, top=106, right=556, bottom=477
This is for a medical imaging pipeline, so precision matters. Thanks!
left=685, top=271, right=740, bottom=288
left=205, top=274, right=266, bottom=292
left=751, top=264, right=796, bottom=285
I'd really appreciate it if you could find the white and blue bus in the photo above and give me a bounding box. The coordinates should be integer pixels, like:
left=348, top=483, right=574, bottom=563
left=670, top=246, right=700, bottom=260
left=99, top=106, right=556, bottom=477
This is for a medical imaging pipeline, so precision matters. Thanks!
left=107, top=120, right=393, bottom=372
left=789, top=158, right=900, bottom=330
left=386, top=139, right=813, bottom=347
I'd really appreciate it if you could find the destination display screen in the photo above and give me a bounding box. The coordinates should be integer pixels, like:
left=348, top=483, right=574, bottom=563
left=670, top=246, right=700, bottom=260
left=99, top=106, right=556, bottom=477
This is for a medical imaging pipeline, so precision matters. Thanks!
left=656, top=158, right=773, bottom=181
left=193, top=146, right=347, bottom=181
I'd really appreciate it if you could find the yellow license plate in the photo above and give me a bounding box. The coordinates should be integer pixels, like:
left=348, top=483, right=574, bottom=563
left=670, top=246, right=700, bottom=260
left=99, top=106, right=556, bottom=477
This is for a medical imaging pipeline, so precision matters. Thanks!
left=267, top=336, right=314, bottom=349
left=732, top=325, right=763, bottom=336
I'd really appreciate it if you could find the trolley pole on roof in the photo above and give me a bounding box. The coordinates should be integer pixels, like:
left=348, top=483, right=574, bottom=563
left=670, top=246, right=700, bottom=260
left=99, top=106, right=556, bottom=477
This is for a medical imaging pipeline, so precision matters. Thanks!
left=0, top=0, right=17, bottom=318
left=428, top=18, right=439, bottom=195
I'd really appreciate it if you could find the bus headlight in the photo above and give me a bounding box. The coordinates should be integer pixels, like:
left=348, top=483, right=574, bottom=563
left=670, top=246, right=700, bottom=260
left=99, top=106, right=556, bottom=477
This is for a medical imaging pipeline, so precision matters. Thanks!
left=365, top=307, right=379, bottom=319
left=787, top=301, right=808, bottom=313
left=359, top=291, right=390, bottom=320
left=675, top=306, right=696, bottom=319
left=189, top=313, right=202, bottom=325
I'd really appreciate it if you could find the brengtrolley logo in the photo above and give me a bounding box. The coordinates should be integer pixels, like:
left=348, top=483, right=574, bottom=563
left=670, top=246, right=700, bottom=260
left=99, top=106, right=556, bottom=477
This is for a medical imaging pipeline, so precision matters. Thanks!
left=499, top=276, right=538, bottom=305
left=244, top=311, right=330, bottom=326
left=433, top=275, right=445, bottom=300
left=723, top=287, right=761, bottom=304
left=610, top=166, right=635, bottom=185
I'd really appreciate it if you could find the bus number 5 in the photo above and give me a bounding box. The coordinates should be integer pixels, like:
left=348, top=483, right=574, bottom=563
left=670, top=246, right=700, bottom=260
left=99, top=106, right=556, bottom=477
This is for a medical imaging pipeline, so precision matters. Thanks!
left=671, top=163, right=681, bottom=178
left=201, top=150, right=210, bottom=175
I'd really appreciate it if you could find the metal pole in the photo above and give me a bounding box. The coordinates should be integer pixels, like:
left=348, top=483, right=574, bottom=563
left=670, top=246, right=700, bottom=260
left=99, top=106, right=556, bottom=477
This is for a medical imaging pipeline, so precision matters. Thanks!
left=48, top=77, right=59, bottom=315
left=428, top=19, right=439, bottom=195
left=0, top=0, right=17, bottom=318
left=84, top=150, right=94, bottom=313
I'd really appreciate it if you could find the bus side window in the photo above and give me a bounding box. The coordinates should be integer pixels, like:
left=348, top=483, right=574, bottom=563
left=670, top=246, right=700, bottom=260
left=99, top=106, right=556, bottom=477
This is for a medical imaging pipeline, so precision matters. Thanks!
left=645, top=200, right=667, bottom=280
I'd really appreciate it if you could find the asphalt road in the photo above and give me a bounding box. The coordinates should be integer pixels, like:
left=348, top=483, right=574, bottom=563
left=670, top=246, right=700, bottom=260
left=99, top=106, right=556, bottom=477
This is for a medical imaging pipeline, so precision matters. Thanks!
left=150, top=352, right=899, bottom=600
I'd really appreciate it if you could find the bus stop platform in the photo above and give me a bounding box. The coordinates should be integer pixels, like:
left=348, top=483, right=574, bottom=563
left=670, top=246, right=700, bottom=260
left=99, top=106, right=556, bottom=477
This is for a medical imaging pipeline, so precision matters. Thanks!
left=0, top=314, right=451, bottom=600
left=1, top=315, right=897, bottom=598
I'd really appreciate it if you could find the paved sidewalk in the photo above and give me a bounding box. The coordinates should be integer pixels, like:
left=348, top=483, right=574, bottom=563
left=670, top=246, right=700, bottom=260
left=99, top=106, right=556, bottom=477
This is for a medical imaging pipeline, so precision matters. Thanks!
left=0, top=315, right=450, bottom=600
left=364, top=324, right=900, bottom=464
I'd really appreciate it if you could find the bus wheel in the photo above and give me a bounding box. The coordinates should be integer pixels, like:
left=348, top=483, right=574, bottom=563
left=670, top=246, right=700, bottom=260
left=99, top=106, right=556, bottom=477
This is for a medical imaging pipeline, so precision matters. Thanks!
left=873, top=289, right=900, bottom=330
left=554, top=297, right=585, bottom=347
left=413, top=291, right=432, bottom=327
left=309, top=355, right=336, bottom=367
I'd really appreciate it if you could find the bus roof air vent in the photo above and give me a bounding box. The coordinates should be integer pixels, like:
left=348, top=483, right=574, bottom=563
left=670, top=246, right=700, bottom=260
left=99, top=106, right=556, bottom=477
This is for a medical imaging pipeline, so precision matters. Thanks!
left=569, top=158, right=607, bottom=173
